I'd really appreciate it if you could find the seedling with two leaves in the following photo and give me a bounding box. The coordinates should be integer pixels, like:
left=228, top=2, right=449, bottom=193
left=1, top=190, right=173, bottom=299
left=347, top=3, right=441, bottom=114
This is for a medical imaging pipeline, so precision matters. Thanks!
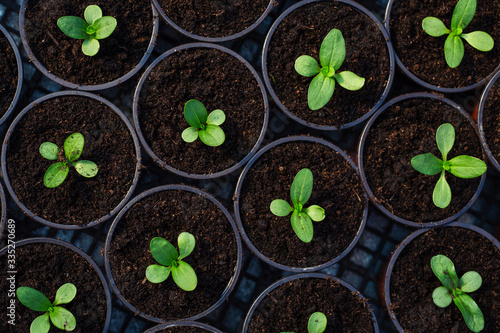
left=281, top=312, right=328, bottom=333
left=182, top=99, right=226, bottom=147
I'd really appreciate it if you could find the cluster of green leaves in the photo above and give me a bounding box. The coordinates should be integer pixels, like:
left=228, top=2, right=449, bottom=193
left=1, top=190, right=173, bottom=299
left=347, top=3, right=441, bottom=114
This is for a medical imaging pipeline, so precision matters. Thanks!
left=431, top=255, right=484, bottom=332
left=39, top=133, right=98, bottom=188
left=411, top=123, right=486, bottom=208
left=422, top=0, right=494, bottom=68
left=281, top=312, right=327, bottom=333
left=182, top=99, right=226, bottom=147
left=146, top=232, right=198, bottom=291
left=57, top=5, right=117, bottom=56
left=270, top=168, right=325, bottom=243
left=295, top=28, right=365, bottom=110
left=17, top=283, right=77, bottom=333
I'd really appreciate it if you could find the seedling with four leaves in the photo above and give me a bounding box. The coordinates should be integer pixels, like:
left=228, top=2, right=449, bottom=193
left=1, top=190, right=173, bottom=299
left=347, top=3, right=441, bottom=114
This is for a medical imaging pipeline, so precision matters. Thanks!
left=281, top=312, right=328, bottom=333
left=431, top=254, right=484, bottom=332
left=182, top=99, right=226, bottom=147
left=16, top=283, right=77, bottom=333
left=270, top=168, right=325, bottom=243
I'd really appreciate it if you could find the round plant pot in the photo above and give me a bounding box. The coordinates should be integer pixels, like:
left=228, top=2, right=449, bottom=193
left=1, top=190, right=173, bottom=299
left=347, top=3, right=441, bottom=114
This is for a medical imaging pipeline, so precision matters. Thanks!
left=262, top=0, right=395, bottom=130
left=19, top=0, right=159, bottom=90
left=133, top=43, right=269, bottom=179
left=243, top=273, right=379, bottom=332
left=0, top=24, right=23, bottom=126
left=478, top=70, right=500, bottom=172
left=0, top=237, right=112, bottom=332
left=385, top=0, right=500, bottom=93
left=144, top=321, right=222, bottom=333
left=152, top=0, right=274, bottom=42
left=104, top=185, right=243, bottom=323
left=358, top=92, right=486, bottom=227
left=1, top=91, right=141, bottom=229
left=234, top=136, right=368, bottom=272
left=384, top=222, right=500, bottom=332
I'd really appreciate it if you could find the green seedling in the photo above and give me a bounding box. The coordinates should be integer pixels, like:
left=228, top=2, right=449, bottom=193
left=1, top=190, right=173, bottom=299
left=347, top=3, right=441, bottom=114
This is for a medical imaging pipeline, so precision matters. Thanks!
left=270, top=168, right=325, bottom=243
left=16, top=283, right=77, bottom=333
left=182, top=99, right=226, bottom=147
left=431, top=254, right=484, bottom=332
left=281, top=312, right=328, bottom=333
left=411, top=123, right=486, bottom=209
left=57, top=5, right=117, bottom=56
left=422, top=0, right=494, bottom=68
left=295, top=28, right=365, bottom=110
left=39, top=133, right=98, bottom=188
left=146, top=232, right=198, bottom=291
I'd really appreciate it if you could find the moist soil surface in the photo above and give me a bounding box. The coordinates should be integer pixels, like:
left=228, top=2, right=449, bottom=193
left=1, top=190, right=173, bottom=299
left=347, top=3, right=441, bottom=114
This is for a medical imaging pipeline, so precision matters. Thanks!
left=157, top=0, right=270, bottom=38
left=363, top=98, right=483, bottom=222
left=238, top=140, right=366, bottom=268
left=6, top=95, right=137, bottom=226
left=483, top=80, right=500, bottom=164
left=248, top=277, right=375, bottom=332
left=107, top=189, right=238, bottom=320
left=266, top=1, right=390, bottom=128
left=389, top=0, right=500, bottom=88
left=24, top=0, right=153, bottom=86
left=137, top=47, right=265, bottom=175
left=0, top=242, right=108, bottom=332
left=0, top=30, right=18, bottom=117
left=389, top=227, right=500, bottom=332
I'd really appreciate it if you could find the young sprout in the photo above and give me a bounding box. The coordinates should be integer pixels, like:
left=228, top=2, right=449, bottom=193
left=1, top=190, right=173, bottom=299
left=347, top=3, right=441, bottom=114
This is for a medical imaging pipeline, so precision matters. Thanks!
left=281, top=312, right=328, bottom=333
left=39, top=133, right=98, bottom=188
left=422, top=0, right=494, bottom=68
left=270, top=168, right=325, bottom=243
left=431, top=255, right=484, bottom=332
left=411, top=123, right=486, bottom=209
left=146, top=232, right=198, bottom=291
left=16, top=283, right=77, bottom=333
left=295, top=28, right=365, bottom=110
left=57, top=5, right=117, bottom=56
left=181, top=99, right=226, bottom=147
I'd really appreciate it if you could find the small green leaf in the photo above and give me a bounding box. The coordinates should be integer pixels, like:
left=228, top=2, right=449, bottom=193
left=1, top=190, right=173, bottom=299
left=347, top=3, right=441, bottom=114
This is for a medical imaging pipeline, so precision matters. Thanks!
left=73, top=160, right=98, bottom=178
left=461, top=31, right=495, bottom=51
left=432, top=286, right=453, bottom=308
left=84, top=5, right=102, bottom=26
left=270, top=199, right=293, bottom=217
left=184, top=99, right=208, bottom=129
left=17, top=287, right=51, bottom=312
left=295, top=55, right=320, bottom=77
left=304, top=205, right=325, bottom=222
left=451, top=0, right=476, bottom=31
left=49, top=307, right=76, bottom=331
left=453, top=294, right=484, bottom=333
left=64, top=133, right=84, bottom=162
left=459, top=271, right=482, bottom=293
left=82, top=37, right=100, bottom=56
left=290, top=168, right=313, bottom=208
left=53, top=283, right=76, bottom=306
left=291, top=210, right=314, bottom=243
left=308, top=312, right=327, bottom=333
left=57, top=16, right=89, bottom=39
left=308, top=74, right=335, bottom=110
left=171, top=261, right=197, bottom=291
left=206, top=109, right=226, bottom=126
left=319, top=29, right=345, bottom=71
left=150, top=237, right=178, bottom=266
left=31, top=313, right=50, bottom=333
left=93, top=16, right=117, bottom=39
left=333, top=71, right=365, bottom=91
left=411, top=153, right=444, bottom=175
left=145, top=264, right=171, bottom=283
left=448, top=155, right=487, bottom=178
left=39, top=142, right=59, bottom=160
left=198, top=124, right=225, bottom=147
left=436, top=123, right=455, bottom=161
left=433, top=172, right=452, bottom=208
left=431, top=255, right=459, bottom=290
left=422, top=17, right=451, bottom=37
left=178, top=232, right=195, bottom=260
left=182, top=127, right=199, bottom=143
left=44, top=162, right=69, bottom=188
left=444, top=33, right=465, bottom=68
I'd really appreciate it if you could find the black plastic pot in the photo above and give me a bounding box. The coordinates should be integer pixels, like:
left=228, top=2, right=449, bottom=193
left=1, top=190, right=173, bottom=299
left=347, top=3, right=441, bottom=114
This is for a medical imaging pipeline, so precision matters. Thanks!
left=19, top=0, right=159, bottom=90
left=478, top=70, right=500, bottom=172
left=242, top=272, right=379, bottom=332
left=0, top=182, right=7, bottom=240
left=144, top=321, right=222, bottom=333
left=234, top=135, right=368, bottom=272
left=133, top=42, right=269, bottom=179
left=384, top=222, right=500, bottom=332
left=261, top=0, right=395, bottom=131
left=1, top=91, right=142, bottom=229
left=358, top=92, right=487, bottom=227
left=104, top=185, right=243, bottom=323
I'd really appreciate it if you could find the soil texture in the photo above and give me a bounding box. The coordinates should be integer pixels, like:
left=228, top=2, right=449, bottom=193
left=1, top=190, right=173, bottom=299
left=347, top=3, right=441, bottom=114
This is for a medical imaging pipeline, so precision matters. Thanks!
left=0, top=30, right=18, bottom=116
left=483, top=80, right=500, bottom=164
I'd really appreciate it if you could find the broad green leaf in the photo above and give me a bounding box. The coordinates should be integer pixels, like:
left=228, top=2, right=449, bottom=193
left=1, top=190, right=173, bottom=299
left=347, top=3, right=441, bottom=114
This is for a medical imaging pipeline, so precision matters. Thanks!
left=451, top=0, right=476, bottom=30
left=57, top=16, right=89, bottom=39
left=145, top=264, right=171, bottom=283
left=295, top=55, right=320, bottom=77
left=39, top=142, right=59, bottom=160
left=182, top=127, right=199, bottom=143
left=290, top=168, right=313, bottom=207
left=431, top=255, right=459, bottom=290
left=448, top=155, right=487, bottom=178
left=44, top=162, right=69, bottom=188
left=84, top=5, right=102, bottom=26
left=64, top=133, right=84, bottom=162
left=333, top=71, right=365, bottom=91
left=82, top=37, right=100, bottom=56
left=304, top=205, right=325, bottom=222
left=411, top=153, right=444, bottom=175
left=184, top=99, right=208, bottom=128
left=461, top=31, right=495, bottom=51
left=308, top=74, right=335, bottom=110
left=422, top=17, right=451, bottom=37
left=308, top=312, right=327, bottom=333
left=319, top=29, right=345, bottom=70
left=432, top=286, right=453, bottom=308
left=198, top=124, right=225, bottom=147
left=50, top=307, right=76, bottom=331
left=53, top=283, right=76, bottom=306
left=436, top=123, right=455, bottom=160
left=270, top=199, right=293, bottom=217
left=31, top=313, right=50, bottom=333
left=291, top=210, right=314, bottom=243
left=453, top=294, right=484, bottom=333
left=171, top=261, right=197, bottom=291
left=206, top=109, right=226, bottom=126
left=459, top=271, right=482, bottom=293
left=73, top=160, right=98, bottom=178
left=178, top=232, right=195, bottom=260
left=150, top=237, right=178, bottom=266
left=433, top=172, right=452, bottom=208
left=444, top=33, right=465, bottom=68
left=93, top=16, right=117, bottom=39
left=16, top=287, right=51, bottom=312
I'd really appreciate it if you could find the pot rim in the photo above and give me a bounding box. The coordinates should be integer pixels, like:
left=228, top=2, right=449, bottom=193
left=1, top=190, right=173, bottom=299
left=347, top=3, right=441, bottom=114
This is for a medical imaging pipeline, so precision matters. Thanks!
left=0, top=182, right=7, bottom=240
left=144, top=321, right=222, bottom=333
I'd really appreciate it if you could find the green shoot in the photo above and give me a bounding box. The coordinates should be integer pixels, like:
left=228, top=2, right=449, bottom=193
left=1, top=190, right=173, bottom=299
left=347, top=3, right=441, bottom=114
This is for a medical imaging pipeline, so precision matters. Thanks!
left=281, top=312, right=328, bottom=333
left=182, top=99, right=226, bottom=147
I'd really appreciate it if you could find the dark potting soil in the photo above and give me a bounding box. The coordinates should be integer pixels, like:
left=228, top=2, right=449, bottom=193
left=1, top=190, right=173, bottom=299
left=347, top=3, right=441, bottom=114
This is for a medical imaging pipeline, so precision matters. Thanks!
left=483, top=80, right=500, bottom=163
left=266, top=1, right=390, bottom=128
left=389, top=0, right=500, bottom=88
left=363, top=98, right=483, bottom=222
left=107, top=189, right=238, bottom=320
left=138, top=48, right=265, bottom=175
left=0, top=242, right=108, bottom=332
left=24, top=0, right=153, bottom=85
left=6, top=95, right=137, bottom=226
left=389, top=227, right=500, bottom=332
left=248, top=277, right=375, bottom=332
left=157, top=0, right=270, bottom=38
left=239, top=141, right=365, bottom=268
left=0, top=30, right=17, bottom=116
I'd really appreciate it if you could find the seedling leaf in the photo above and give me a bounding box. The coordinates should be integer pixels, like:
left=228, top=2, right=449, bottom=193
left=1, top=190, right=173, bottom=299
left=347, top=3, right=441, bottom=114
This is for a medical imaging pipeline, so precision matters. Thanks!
left=44, top=162, right=69, bottom=188
left=433, top=173, right=451, bottom=208
left=320, top=29, right=345, bottom=70
left=453, top=293, right=484, bottom=332
left=64, top=133, right=84, bottom=162
left=461, top=31, right=494, bottom=51
left=451, top=0, right=476, bottom=30
left=333, top=71, right=365, bottom=91
left=73, top=160, right=99, bottom=178
left=39, top=142, right=59, bottom=160
left=290, top=168, right=313, bottom=207
left=444, top=31, right=465, bottom=68
left=459, top=271, right=482, bottom=293
left=182, top=127, right=199, bottom=143
left=184, top=99, right=208, bottom=128
left=207, top=109, right=226, bottom=126
left=295, top=55, right=320, bottom=77
left=303, top=205, right=325, bottom=222
left=93, top=16, right=117, bottom=39
left=432, top=286, right=453, bottom=308
left=436, top=123, right=455, bottom=160
left=308, top=312, right=327, bottom=333
left=448, top=155, right=487, bottom=178
left=82, top=37, right=100, bottom=56
left=431, top=255, right=458, bottom=290
left=16, top=287, right=51, bottom=312
left=270, top=199, right=293, bottom=217
left=150, top=237, right=178, bottom=266
left=145, top=264, right=171, bottom=284
left=50, top=306, right=76, bottom=331
left=422, top=17, right=450, bottom=37
left=308, top=74, right=335, bottom=111
left=172, top=261, right=197, bottom=291
left=178, top=232, right=196, bottom=260
left=57, top=16, right=89, bottom=39
left=53, top=283, right=77, bottom=306
left=198, top=124, right=225, bottom=147
left=291, top=210, right=313, bottom=243
left=411, top=153, right=443, bottom=175
left=84, top=5, right=102, bottom=25
left=31, top=313, right=50, bottom=333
